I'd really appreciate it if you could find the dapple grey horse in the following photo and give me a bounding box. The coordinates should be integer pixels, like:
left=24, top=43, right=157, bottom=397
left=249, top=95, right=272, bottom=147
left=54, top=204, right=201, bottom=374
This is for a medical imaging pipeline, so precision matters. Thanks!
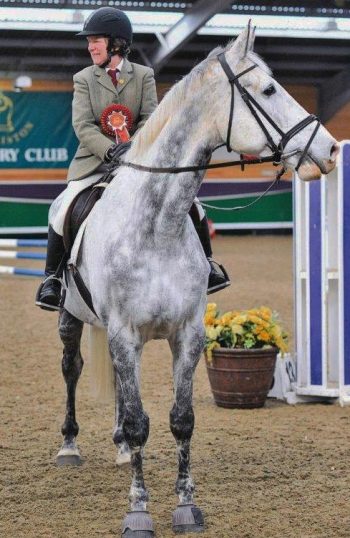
left=51, top=26, right=338, bottom=536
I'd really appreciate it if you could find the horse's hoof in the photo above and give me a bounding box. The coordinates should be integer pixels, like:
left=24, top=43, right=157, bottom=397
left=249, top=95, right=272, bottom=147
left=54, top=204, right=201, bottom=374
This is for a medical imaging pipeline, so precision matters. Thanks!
left=56, top=446, right=82, bottom=466
left=172, top=504, right=205, bottom=534
left=121, top=511, right=154, bottom=537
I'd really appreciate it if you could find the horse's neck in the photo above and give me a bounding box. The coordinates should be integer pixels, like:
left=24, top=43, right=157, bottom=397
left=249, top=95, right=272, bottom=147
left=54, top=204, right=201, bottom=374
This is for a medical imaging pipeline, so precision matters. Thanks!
left=129, top=105, right=216, bottom=236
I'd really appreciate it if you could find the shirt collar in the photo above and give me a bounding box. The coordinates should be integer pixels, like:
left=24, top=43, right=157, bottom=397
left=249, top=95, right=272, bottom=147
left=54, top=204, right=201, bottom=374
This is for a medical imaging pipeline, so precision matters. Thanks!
left=106, top=58, right=124, bottom=72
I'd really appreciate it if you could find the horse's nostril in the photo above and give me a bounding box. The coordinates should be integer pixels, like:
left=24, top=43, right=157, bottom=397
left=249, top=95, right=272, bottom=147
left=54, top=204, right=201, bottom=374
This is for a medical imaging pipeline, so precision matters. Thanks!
left=330, top=143, right=340, bottom=160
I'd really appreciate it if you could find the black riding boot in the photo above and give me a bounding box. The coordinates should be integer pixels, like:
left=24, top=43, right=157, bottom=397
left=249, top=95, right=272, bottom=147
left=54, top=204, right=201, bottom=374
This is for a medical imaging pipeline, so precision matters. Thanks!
left=35, top=225, right=65, bottom=311
left=189, top=205, right=231, bottom=295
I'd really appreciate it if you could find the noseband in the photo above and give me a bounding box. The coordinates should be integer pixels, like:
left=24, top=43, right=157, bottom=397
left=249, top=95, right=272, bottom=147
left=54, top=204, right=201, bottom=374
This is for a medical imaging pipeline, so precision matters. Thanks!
left=217, top=52, right=321, bottom=172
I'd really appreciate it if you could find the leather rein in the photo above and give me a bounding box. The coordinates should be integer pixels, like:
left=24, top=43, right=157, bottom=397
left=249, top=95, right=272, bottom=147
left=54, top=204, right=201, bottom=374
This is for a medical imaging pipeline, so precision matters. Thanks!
left=118, top=52, right=322, bottom=212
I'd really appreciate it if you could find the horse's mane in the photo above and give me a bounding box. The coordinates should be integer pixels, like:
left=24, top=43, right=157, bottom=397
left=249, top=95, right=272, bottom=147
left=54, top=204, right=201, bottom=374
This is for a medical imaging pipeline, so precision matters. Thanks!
left=128, top=42, right=270, bottom=159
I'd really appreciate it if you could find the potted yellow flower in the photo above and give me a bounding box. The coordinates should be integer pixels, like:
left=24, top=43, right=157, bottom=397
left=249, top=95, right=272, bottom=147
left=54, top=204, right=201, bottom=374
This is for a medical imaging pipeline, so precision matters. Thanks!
left=204, top=303, right=288, bottom=409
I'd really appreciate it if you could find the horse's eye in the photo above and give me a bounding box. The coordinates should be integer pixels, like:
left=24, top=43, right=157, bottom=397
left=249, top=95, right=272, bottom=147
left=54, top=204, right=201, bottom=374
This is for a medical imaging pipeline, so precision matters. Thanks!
left=263, top=84, right=276, bottom=97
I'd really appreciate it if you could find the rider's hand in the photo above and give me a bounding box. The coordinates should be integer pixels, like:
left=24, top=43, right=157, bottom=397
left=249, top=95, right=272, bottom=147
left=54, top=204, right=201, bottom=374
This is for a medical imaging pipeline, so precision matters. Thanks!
left=104, top=141, right=132, bottom=163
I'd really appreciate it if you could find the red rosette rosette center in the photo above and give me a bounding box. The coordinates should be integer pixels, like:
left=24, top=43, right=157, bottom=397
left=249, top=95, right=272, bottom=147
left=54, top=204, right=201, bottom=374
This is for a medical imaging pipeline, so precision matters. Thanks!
left=100, top=104, right=133, bottom=142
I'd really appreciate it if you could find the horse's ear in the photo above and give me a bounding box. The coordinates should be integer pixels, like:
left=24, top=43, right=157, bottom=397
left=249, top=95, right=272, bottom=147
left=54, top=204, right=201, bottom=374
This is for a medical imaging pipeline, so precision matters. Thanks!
left=250, top=25, right=256, bottom=52
left=228, top=21, right=256, bottom=60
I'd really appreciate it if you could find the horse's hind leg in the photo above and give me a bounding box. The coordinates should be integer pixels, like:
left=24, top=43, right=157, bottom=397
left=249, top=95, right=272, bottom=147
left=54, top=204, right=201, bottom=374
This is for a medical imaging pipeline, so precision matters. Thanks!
left=56, top=308, right=84, bottom=466
left=109, top=327, right=154, bottom=537
left=169, top=322, right=206, bottom=534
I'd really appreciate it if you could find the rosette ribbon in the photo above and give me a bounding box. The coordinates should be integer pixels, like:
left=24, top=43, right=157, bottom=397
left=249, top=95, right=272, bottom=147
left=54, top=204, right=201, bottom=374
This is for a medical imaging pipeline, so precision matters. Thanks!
left=100, top=104, right=133, bottom=144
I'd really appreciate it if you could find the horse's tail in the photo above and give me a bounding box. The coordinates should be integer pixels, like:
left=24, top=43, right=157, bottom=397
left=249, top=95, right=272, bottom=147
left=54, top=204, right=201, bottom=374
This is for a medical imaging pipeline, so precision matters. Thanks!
left=88, top=325, right=115, bottom=402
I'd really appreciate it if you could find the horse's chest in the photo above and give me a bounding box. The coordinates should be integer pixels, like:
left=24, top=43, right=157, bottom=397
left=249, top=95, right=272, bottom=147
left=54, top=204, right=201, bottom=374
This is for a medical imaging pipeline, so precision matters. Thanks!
left=128, top=279, right=197, bottom=334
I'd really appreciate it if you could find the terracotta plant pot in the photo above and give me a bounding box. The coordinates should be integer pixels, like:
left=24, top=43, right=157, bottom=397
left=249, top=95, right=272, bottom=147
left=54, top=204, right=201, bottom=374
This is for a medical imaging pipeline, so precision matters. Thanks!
left=205, top=347, right=278, bottom=409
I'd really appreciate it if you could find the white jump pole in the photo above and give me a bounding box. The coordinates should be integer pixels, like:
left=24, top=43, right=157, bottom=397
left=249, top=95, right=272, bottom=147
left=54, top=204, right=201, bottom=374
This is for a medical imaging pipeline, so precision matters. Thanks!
left=0, top=239, right=47, bottom=248
left=0, top=238, right=46, bottom=278
left=293, top=140, right=350, bottom=405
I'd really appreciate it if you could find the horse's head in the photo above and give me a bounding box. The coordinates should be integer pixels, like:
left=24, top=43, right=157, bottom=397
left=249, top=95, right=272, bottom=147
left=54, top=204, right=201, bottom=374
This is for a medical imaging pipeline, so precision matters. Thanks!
left=213, top=25, right=339, bottom=180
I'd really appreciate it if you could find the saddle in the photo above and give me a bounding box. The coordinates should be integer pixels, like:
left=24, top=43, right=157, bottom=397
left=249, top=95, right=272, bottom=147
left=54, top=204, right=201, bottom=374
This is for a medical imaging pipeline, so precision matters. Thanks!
left=63, top=175, right=110, bottom=253
left=60, top=144, right=132, bottom=316
left=63, top=142, right=131, bottom=253
left=59, top=174, right=114, bottom=316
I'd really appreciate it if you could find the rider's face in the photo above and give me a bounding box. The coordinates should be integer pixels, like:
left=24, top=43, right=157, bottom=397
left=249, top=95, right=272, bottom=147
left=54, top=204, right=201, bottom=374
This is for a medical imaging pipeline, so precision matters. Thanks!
left=87, top=36, right=108, bottom=65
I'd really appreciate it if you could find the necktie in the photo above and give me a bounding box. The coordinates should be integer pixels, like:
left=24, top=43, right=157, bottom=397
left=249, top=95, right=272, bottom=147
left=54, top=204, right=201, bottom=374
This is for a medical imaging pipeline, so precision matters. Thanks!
left=107, top=69, right=119, bottom=87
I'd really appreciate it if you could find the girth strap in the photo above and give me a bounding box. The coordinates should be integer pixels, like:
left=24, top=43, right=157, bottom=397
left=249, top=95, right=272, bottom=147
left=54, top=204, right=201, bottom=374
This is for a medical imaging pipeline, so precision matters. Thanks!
left=69, top=264, right=97, bottom=317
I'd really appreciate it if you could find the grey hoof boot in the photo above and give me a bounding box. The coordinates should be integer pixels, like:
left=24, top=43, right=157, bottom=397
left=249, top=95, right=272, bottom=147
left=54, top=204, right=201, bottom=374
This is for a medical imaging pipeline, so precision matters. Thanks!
left=172, top=504, right=205, bottom=534
left=56, top=445, right=82, bottom=466
left=122, top=511, right=154, bottom=537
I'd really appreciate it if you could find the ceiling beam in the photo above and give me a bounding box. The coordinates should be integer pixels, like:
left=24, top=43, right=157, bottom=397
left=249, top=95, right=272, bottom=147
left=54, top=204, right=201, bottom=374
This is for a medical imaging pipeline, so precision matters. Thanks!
left=131, top=57, right=347, bottom=73
left=318, top=66, right=350, bottom=123
left=0, top=54, right=344, bottom=74
left=149, top=0, right=234, bottom=73
left=2, top=37, right=350, bottom=60
left=0, top=55, right=86, bottom=67
left=258, top=43, right=350, bottom=58
left=2, top=39, right=350, bottom=76
left=277, top=76, right=326, bottom=86
left=0, top=70, right=328, bottom=86
left=0, top=37, right=86, bottom=50
left=269, top=60, right=347, bottom=73
left=0, top=70, right=75, bottom=81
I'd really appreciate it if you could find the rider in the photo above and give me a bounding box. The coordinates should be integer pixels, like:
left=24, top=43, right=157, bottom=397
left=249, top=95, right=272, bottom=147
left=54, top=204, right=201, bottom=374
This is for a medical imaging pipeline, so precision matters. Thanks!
left=36, top=7, right=230, bottom=312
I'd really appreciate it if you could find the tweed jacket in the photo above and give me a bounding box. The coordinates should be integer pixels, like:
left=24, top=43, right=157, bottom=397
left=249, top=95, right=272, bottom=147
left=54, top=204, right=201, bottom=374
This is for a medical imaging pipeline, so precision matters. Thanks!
left=67, top=59, right=158, bottom=181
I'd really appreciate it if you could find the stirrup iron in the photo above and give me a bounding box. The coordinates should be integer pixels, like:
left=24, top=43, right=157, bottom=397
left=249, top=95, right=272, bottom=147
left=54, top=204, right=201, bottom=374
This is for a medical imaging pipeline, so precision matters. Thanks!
left=35, top=274, right=62, bottom=312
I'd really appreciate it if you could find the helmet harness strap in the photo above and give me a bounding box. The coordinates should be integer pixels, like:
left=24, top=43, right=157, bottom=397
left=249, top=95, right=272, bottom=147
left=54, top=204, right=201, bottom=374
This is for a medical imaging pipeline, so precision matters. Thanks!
left=99, top=37, right=119, bottom=68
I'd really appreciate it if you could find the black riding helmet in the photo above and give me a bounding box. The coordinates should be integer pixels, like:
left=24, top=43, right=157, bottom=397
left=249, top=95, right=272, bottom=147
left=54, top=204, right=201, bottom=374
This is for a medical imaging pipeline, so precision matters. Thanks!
left=77, top=7, right=132, bottom=66
left=77, top=7, right=133, bottom=44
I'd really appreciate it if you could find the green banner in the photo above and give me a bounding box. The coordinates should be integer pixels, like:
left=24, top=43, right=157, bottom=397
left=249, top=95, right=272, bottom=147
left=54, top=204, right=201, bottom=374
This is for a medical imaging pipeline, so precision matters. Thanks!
left=0, top=91, right=78, bottom=168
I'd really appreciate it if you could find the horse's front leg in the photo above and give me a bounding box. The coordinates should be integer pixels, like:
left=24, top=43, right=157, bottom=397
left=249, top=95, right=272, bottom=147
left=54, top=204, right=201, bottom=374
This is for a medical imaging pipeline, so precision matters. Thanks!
left=56, top=308, right=84, bottom=466
left=169, top=322, right=206, bottom=534
left=114, top=373, right=131, bottom=466
left=109, top=327, right=154, bottom=537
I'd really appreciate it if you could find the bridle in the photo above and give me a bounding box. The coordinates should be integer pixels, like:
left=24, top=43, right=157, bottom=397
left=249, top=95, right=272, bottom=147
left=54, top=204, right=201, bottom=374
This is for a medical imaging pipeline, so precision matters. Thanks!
left=216, top=52, right=321, bottom=173
left=117, top=52, right=323, bottom=211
